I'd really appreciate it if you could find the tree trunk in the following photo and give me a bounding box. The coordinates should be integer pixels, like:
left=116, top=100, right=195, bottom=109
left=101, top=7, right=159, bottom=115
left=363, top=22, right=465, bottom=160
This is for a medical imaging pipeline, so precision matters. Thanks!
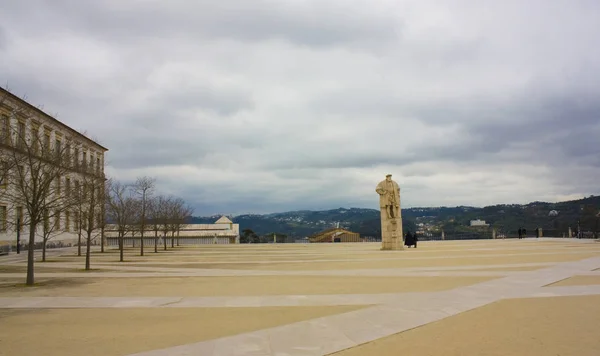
left=77, top=231, right=82, bottom=256
left=42, top=238, right=47, bottom=262
left=154, top=230, right=158, bottom=253
left=177, top=229, right=180, bottom=246
left=163, top=232, right=167, bottom=251
left=119, top=231, right=124, bottom=262
left=100, top=226, right=105, bottom=253
left=171, top=231, right=175, bottom=248
left=26, top=224, right=36, bottom=286
left=85, top=231, right=91, bottom=270
left=140, top=229, right=144, bottom=256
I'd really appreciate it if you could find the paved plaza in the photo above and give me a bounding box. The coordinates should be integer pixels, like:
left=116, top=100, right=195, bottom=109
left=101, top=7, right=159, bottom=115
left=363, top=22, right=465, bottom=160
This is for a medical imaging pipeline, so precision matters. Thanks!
left=1, top=238, right=600, bottom=355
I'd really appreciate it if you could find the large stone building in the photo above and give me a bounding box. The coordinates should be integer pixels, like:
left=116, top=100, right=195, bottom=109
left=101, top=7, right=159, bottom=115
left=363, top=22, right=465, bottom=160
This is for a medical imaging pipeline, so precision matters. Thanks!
left=104, top=216, right=240, bottom=245
left=308, top=227, right=361, bottom=243
left=0, top=88, right=107, bottom=247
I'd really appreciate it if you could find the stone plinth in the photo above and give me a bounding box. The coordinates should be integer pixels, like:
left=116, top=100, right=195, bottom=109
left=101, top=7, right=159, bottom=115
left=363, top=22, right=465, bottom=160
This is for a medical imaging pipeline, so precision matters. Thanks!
left=380, top=210, right=403, bottom=250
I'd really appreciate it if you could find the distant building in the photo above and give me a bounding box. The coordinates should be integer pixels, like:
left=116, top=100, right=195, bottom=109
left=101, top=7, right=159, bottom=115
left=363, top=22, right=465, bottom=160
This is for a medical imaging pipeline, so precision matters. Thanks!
left=470, top=219, right=489, bottom=227
left=308, top=227, right=361, bottom=243
left=105, top=216, right=240, bottom=245
left=548, top=210, right=559, bottom=217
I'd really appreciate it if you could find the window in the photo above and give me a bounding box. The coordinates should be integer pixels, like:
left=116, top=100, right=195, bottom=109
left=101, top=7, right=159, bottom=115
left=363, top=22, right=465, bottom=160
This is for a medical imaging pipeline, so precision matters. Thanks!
left=54, top=210, right=60, bottom=230
left=0, top=114, right=9, bottom=144
left=82, top=150, right=87, bottom=170
left=74, top=180, right=80, bottom=198
left=96, top=156, right=101, bottom=172
left=65, top=177, right=71, bottom=198
left=0, top=206, right=6, bottom=232
left=16, top=206, right=23, bottom=232
left=74, top=147, right=80, bottom=168
left=82, top=212, right=88, bottom=230
left=17, top=165, right=24, bottom=180
left=55, top=139, right=62, bottom=158
left=83, top=182, right=88, bottom=200
left=0, top=161, right=7, bottom=189
left=31, top=125, right=40, bottom=154
left=17, top=121, right=26, bottom=148
left=74, top=211, right=79, bottom=231
left=65, top=211, right=70, bottom=232
left=43, top=209, right=50, bottom=232
left=65, top=142, right=72, bottom=166
left=44, top=130, right=51, bottom=151
left=96, top=212, right=103, bottom=227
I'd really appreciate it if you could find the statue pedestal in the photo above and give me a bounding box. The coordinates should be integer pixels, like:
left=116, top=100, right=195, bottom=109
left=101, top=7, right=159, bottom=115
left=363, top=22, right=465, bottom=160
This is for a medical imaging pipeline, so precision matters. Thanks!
left=380, top=210, right=404, bottom=250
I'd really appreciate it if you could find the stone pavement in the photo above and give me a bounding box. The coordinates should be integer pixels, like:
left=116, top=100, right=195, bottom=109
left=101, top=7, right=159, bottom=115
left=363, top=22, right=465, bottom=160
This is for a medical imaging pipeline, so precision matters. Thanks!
left=126, top=255, right=600, bottom=356
left=1, top=238, right=600, bottom=356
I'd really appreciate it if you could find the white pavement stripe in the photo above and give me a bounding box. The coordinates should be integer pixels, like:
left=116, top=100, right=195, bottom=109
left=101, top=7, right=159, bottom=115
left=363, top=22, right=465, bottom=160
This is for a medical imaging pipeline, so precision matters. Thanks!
left=80, top=249, right=600, bottom=265
left=0, top=270, right=520, bottom=278
left=124, top=256, right=600, bottom=356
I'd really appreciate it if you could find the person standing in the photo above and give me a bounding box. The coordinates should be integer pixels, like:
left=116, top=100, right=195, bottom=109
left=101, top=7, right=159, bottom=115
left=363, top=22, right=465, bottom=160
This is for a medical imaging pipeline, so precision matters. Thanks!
left=405, top=231, right=417, bottom=248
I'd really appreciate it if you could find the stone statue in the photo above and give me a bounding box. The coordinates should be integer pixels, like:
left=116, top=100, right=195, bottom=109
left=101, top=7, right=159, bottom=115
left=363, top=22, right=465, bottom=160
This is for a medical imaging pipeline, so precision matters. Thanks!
left=376, top=174, right=400, bottom=220
left=376, top=174, right=403, bottom=250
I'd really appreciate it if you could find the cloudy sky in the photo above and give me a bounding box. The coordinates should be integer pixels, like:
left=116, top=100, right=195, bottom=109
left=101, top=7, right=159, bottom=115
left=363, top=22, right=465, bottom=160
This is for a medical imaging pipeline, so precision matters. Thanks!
left=1, top=0, right=599, bottom=215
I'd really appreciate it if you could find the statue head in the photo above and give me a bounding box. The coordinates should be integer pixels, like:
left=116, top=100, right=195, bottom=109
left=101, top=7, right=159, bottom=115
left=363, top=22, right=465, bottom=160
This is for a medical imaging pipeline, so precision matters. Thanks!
left=386, top=174, right=392, bottom=181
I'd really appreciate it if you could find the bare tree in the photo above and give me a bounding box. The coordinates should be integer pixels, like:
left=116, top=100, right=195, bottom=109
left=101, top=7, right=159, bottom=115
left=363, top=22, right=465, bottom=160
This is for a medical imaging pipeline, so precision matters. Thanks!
left=74, top=179, right=83, bottom=256
left=78, top=172, right=105, bottom=270
left=127, top=199, right=141, bottom=248
left=159, top=196, right=175, bottom=251
left=147, top=195, right=166, bottom=253
left=99, top=191, right=107, bottom=253
left=106, top=179, right=137, bottom=262
left=169, top=197, right=193, bottom=247
left=132, top=176, right=155, bottom=256
left=38, top=206, right=63, bottom=262
left=0, top=91, right=74, bottom=285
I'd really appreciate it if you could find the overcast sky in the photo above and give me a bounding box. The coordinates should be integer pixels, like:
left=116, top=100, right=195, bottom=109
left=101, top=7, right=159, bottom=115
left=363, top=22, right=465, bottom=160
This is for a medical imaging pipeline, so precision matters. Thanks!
left=1, top=1, right=599, bottom=215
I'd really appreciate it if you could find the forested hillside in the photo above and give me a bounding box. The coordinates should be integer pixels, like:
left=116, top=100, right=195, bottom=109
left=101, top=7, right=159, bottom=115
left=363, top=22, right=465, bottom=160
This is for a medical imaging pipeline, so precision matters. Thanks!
left=188, top=196, right=600, bottom=237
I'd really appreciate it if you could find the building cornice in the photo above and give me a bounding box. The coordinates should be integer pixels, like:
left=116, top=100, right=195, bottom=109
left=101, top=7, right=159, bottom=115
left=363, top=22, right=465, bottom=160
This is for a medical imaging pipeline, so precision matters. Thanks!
left=0, top=88, right=108, bottom=152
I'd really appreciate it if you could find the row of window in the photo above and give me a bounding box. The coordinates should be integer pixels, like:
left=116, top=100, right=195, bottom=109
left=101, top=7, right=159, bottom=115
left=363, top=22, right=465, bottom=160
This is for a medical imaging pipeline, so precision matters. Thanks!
left=0, top=162, right=104, bottom=198
left=55, top=176, right=103, bottom=201
left=0, top=205, right=102, bottom=233
left=0, top=113, right=104, bottom=173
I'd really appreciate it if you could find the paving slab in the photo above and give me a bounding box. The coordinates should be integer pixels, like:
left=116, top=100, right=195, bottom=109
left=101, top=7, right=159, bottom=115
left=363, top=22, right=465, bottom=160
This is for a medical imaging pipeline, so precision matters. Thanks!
left=2, top=239, right=600, bottom=356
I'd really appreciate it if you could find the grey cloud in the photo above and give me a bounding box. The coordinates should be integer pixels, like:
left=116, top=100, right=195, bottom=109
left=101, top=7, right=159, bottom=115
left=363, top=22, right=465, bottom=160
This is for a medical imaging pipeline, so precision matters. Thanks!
left=125, top=84, right=255, bottom=127
left=0, top=26, right=6, bottom=50
left=2, top=0, right=399, bottom=49
left=2, top=1, right=600, bottom=215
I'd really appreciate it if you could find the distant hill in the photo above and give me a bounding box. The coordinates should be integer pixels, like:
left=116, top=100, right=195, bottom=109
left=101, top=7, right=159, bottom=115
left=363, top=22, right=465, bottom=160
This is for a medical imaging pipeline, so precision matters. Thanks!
left=188, top=196, right=600, bottom=237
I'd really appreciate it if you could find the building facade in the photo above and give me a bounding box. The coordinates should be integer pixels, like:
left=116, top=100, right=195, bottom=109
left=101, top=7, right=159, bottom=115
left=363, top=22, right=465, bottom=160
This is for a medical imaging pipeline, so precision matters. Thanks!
left=104, top=216, right=240, bottom=245
left=0, top=88, right=108, bottom=248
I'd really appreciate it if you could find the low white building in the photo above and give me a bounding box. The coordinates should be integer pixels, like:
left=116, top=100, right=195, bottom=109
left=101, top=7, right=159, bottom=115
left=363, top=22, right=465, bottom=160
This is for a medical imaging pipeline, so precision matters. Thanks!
left=104, top=216, right=240, bottom=245
left=470, top=219, right=489, bottom=227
